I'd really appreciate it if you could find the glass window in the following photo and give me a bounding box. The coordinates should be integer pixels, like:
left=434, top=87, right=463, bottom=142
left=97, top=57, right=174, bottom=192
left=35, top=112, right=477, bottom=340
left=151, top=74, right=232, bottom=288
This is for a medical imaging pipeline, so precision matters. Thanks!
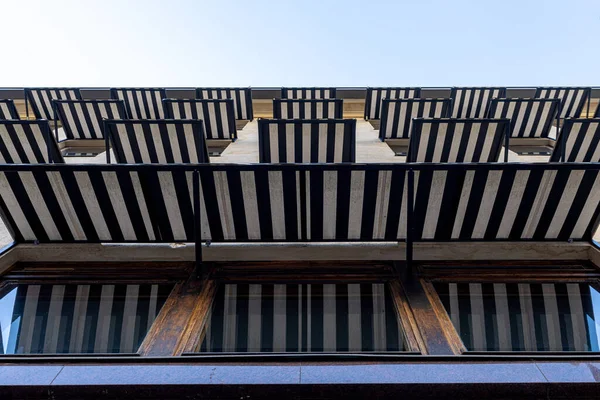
left=435, top=282, right=600, bottom=352
left=0, top=283, right=173, bottom=354
left=199, top=283, right=407, bottom=353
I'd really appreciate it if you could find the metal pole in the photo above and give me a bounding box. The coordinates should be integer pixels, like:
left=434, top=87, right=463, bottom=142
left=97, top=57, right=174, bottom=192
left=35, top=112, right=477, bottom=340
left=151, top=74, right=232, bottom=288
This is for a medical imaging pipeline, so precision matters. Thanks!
left=193, top=169, right=204, bottom=277
left=104, top=120, right=111, bottom=164
left=557, top=102, right=564, bottom=162
left=44, top=122, right=52, bottom=163
left=587, top=88, right=591, bottom=117
left=25, top=90, right=29, bottom=120
left=406, top=169, right=414, bottom=279
left=504, top=120, right=510, bottom=163
left=53, top=101, right=59, bottom=143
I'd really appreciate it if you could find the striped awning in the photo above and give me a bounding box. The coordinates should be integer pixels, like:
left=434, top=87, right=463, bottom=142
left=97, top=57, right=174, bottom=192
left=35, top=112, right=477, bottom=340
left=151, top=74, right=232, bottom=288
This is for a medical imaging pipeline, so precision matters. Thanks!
left=195, top=87, right=254, bottom=120
left=0, top=121, right=63, bottom=164
left=535, top=87, right=590, bottom=119
left=0, top=163, right=598, bottom=244
left=412, top=164, right=600, bottom=241
left=364, top=87, right=421, bottom=120
left=0, top=100, right=19, bottom=120
left=272, top=99, right=343, bottom=119
left=280, top=87, right=337, bottom=99
left=257, top=119, right=356, bottom=163
left=105, top=120, right=210, bottom=164
left=24, top=88, right=82, bottom=121
left=551, top=118, right=600, bottom=162
left=379, top=99, right=451, bottom=140
left=487, top=98, right=559, bottom=138
left=163, top=99, right=237, bottom=140
left=408, top=118, right=508, bottom=163
left=110, top=88, right=167, bottom=119
left=55, top=100, right=127, bottom=140
left=450, top=87, right=507, bottom=119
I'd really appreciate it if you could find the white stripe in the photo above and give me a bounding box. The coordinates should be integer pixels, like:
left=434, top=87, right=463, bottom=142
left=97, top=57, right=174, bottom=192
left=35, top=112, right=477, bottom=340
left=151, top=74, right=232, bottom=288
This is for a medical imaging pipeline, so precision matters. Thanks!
left=567, top=284, right=586, bottom=351
left=323, top=284, right=336, bottom=351
left=268, top=171, right=286, bottom=239
left=397, top=170, right=410, bottom=239
left=317, top=123, right=328, bottom=162
left=451, top=171, right=475, bottom=239
left=198, top=172, right=212, bottom=240
left=0, top=172, right=35, bottom=239
left=518, top=284, right=537, bottom=351
left=372, top=170, right=392, bottom=239
left=150, top=124, right=168, bottom=163
left=0, top=125, right=25, bottom=163
left=472, top=170, right=502, bottom=239
left=158, top=172, right=187, bottom=240
left=432, top=122, right=449, bottom=162
left=463, top=122, right=481, bottom=161
left=273, top=284, right=286, bottom=351
left=19, top=285, right=41, bottom=353
left=19, top=171, right=62, bottom=240
left=302, top=123, right=311, bottom=162
left=570, top=172, right=600, bottom=239
left=469, top=283, right=486, bottom=351
left=334, top=122, right=345, bottom=162
left=482, top=123, right=501, bottom=161
left=422, top=171, right=447, bottom=239
left=285, top=123, right=295, bottom=162
left=43, top=285, right=65, bottom=353
left=449, top=283, right=460, bottom=336
left=102, top=172, right=136, bottom=240
left=213, top=171, right=236, bottom=240
left=348, top=170, right=365, bottom=239
left=247, top=284, right=262, bottom=351
left=347, top=283, right=362, bottom=351
left=94, top=285, right=115, bottom=352
left=46, top=171, right=86, bottom=240
left=269, top=123, right=279, bottom=163
left=372, top=283, right=387, bottom=351
left=545, top=170, right=584, bottom=238
left=69, top=285, right=90, bottom=352
left=240, top=171, right=261, bottom=239
left=496, top=170, right=530, bottom=239
left=522, top=170, right=557, bottom=238
left=322, top=171, right=337, bottom=239
left=74, top=171, right=112, bottom=240
left=493, top=284, right=512, bottom=351
left=415, top=122, right=432, bottom=161
left=120, top=285, right=140, bottom=352
left=542, top=284, right=562, bottom=351
left=222, top=284, right=237, bottom=351
left=129, top=172, right=155, bottom=240
left=384, top=102, right=396, bottom=138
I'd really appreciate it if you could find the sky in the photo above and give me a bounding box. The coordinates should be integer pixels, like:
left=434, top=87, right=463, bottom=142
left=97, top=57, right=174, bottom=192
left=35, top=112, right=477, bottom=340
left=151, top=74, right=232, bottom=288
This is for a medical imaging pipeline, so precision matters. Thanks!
left=2, top=0, right=600, bottom=87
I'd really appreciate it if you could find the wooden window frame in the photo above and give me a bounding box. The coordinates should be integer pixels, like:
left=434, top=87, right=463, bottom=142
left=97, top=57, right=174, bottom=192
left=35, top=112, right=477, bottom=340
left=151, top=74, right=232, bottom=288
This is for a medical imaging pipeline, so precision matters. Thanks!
left=1, top=259, right=600, bottom=360
left=175, top=261, right=424, bottom=355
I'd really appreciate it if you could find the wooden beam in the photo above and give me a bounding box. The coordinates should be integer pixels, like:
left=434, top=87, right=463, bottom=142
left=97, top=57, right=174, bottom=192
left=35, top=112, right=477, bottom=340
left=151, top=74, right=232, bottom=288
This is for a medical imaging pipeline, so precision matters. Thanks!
left=389, top=281, right=427, bottom=353
left=137, top=273, right=215, bottom=356
left=177, top=280, right=217, bottom=354
left=400, top=277, right=465, bottom=355
left=12, top=241, right=592, bottom=263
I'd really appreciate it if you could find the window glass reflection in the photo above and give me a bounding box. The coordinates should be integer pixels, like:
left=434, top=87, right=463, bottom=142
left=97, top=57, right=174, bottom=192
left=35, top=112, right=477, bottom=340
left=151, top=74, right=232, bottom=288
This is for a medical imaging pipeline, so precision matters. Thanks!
left=199, top=283, right=406, bottom=353
left=435, top=282, right=600, bottom=351
left=0, top=284, right=172, bottom=354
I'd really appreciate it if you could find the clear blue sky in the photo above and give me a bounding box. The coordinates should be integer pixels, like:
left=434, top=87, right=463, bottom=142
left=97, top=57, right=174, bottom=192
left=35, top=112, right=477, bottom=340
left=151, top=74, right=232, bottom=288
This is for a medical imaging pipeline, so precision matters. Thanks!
left=3, top=0, right=599, bottom=87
